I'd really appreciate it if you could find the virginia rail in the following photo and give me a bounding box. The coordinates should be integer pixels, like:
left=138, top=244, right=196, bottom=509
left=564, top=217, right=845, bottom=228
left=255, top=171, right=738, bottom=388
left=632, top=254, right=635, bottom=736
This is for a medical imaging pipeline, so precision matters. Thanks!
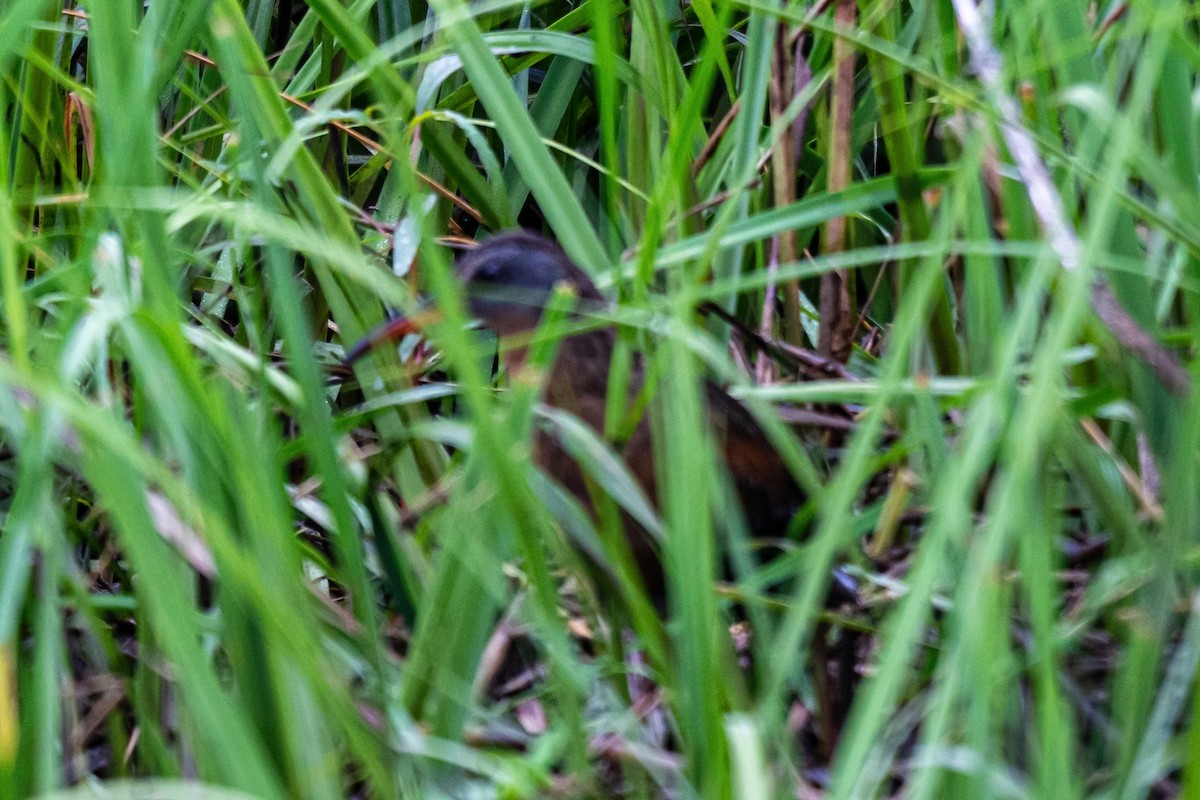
left=348, top=230, right=805, bottom=591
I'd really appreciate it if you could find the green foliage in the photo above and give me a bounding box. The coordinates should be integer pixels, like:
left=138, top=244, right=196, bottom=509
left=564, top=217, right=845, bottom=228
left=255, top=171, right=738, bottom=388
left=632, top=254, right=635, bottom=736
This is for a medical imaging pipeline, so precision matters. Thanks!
left=0, top=0, right=1197, bottom=798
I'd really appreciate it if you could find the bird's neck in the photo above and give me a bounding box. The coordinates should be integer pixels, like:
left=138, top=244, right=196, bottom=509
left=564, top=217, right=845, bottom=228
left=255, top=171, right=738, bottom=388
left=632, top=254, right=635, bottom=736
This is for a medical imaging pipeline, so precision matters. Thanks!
left=501, top=327, right=625, bottom=431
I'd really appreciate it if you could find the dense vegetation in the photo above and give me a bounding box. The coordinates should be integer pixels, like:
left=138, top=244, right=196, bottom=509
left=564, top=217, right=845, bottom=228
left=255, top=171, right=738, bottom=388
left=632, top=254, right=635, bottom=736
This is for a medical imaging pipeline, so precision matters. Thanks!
left=1, top=1, right=1198, bottom=798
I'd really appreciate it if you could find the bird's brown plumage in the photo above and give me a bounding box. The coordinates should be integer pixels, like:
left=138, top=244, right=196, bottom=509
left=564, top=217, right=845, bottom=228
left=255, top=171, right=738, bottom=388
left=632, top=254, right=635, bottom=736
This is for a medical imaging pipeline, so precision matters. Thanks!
left=457, top=232, right=803, bottom=583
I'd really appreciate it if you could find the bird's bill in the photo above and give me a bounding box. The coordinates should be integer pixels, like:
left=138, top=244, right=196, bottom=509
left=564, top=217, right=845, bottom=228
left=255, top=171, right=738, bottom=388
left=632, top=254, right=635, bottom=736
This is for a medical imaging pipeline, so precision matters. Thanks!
left=342, top=307, right=444, bottom=364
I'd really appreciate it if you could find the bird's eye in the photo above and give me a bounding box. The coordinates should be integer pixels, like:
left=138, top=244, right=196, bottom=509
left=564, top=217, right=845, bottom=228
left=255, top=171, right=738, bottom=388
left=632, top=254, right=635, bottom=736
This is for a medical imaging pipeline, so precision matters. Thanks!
left=475, top=258, right=505, bottom=282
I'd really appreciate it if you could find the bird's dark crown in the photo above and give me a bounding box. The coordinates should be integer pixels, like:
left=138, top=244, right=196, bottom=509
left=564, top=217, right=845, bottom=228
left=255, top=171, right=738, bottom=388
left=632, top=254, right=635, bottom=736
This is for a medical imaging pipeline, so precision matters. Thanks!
left=456, top=231, right=604, bottom=335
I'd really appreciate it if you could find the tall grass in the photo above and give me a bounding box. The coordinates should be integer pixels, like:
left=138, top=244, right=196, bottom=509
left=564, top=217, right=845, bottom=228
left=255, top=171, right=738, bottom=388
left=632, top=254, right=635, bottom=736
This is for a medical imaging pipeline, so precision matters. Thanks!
left=1, top=1, right=1198, bottom=798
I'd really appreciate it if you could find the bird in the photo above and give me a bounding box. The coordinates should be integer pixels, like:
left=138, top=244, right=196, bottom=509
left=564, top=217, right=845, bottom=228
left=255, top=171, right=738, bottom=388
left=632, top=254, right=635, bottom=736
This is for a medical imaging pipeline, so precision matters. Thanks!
left=347, top=230, right=807, bottom=595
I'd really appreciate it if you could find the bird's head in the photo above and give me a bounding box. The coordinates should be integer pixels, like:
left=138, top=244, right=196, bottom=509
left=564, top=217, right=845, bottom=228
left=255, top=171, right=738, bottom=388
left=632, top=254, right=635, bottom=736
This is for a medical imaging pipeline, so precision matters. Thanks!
left=344, top=230, right=604, bottom=363
left=455, top=231, right=604, bottom=336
